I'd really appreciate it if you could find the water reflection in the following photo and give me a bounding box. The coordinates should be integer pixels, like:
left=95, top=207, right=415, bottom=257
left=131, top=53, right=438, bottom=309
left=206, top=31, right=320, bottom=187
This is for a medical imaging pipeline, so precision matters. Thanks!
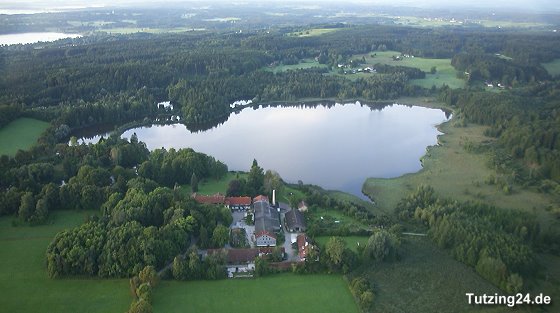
left=117, top=103, right=449, bottom=197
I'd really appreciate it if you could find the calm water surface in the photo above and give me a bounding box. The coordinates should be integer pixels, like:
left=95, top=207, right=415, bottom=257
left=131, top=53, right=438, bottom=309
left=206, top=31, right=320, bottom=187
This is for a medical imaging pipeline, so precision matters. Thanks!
left=0, top=32, right=81, bottom=45
left=117, top=103, right=449, bottom=197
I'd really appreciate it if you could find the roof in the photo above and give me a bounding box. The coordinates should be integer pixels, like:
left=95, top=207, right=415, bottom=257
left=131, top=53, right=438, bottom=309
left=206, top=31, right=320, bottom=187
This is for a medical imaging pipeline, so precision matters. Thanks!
left=255, top=230, right=276, bottom=239
left=254, top=201, right=280, bottom=235
left=192, top=193, right=225, bottom=205
left=259, top=247, right=285, bottom=255
left=297, top=234, right=311, bottom=258
left=225, top=196, right=252, bottom=206
left=253, top=195, right=269, bottom=203
left=285, top=209, right=306, bottom=230
left=278, top=202, right=291, bottom=213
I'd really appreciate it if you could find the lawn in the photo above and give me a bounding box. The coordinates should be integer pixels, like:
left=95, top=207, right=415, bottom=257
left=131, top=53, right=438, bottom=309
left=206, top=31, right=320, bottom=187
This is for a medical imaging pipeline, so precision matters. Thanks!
left=363, top=119, right=556, bottom=226
left=0, top=117, right=50, bottom=156
left=315, top=236, right=369, bottom=253
left=178, top=171, right=248, bottom=197
left=0, top=210, right=129, bottom=313
left=542, top=59, right=560, bottom=77
left=153, top=274, right=359, bottom=313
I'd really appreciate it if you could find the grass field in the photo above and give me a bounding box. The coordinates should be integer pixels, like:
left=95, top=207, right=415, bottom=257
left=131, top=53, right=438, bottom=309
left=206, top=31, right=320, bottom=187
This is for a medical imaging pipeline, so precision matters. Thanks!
left=153, top=274, right=359, bottom=313
left=542, top=59, right=560, bottom=77
left=315, top=236, right=368, bottom=252
left=363, top=119, right=556, bottom=225
left=0, top=117, right=50, bottom=156
left=288, top=28, right=341, bottom=37
left=178, top=171, right=248, bottom=197
left=391, top=15, right=548, bottom=29
left=267, top=58, right=328, bottom=74
left=367, top=236, right=516, bottom=313
left=308, top=207, right=369, bottom=229
left=0, top=210, right=129, bottom=313
left=358, top=51, right=464, bottom=88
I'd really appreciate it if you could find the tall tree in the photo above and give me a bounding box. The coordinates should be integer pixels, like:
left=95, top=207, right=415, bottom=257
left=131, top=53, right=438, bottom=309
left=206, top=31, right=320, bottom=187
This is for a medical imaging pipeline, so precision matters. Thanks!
left=247, top=159, right=264, bottom=196
left=191, top=173, right=199, bottom=193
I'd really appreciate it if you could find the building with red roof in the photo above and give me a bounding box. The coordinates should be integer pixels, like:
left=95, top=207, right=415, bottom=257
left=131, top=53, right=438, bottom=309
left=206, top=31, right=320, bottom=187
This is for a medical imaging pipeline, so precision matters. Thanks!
left=225, top=196, right=252, bottom=211
left=191, top=193, right=225, bottom=205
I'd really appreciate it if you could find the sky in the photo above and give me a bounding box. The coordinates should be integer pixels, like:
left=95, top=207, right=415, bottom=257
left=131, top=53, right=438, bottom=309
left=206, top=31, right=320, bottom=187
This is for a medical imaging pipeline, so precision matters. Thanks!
left=1, top=0, right=559, bottom=13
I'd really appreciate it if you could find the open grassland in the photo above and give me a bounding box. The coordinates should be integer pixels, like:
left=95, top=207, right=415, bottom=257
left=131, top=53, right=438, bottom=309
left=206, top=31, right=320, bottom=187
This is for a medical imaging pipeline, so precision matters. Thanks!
left=315, top=236, right=368, bottom=253
left=153, top=274, right=359, bottom=313
left=0, top=210, right=129, bottom=313
left=542, top=59, right=560, bottom=77
left=288, top=28, right=341, bottom=37
left=391, top=16, right=549, bottom=29
left=367, top=236, right=520, bottom=313
left=308, top=207, right=369, bottom=229
left=0, top=118, right=50, bottom=156
left=267, top=58, right=328, bottom=73
left=363, top=120, right=556, bottom=226
left=178, top=171, right=248, bottom=197
left=359, top=51, right=464, bottom=88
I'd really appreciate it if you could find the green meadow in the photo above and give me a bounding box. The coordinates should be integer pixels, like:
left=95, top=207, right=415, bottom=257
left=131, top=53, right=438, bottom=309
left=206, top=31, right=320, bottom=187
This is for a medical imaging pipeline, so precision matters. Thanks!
left=288, top=28, right=341, bottom=37
left=266, top=58, right=328, bottom=74
left=357, top=51, right=464, bottom=88
left=0, top=210, right=129, bottom=313
left=315, top=236, right=368, bottom=253
left=153, top=274, right=359, bottom=313
left=0, top=118, right=50, bottom=156
left=363, top=119, right=556, bottom=225
left=542, top=59, right=560, bottom=77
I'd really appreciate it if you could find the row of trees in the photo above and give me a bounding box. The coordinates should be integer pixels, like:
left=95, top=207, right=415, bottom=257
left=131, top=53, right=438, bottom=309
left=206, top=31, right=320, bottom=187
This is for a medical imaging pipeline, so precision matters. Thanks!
left=171, top=248, right=227, bottom=281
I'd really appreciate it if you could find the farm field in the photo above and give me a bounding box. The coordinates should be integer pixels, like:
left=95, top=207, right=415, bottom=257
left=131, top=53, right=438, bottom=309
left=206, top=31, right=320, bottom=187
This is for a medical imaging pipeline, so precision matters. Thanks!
left=288, top=28, right=341, bottom=37
left=0, top=210, right=129, bottom=313
left=0, top=117, right=50, bottom=156
left=153, top=274, right=359, bottom=313
left=267, top=58, right=328, bottom=74
left=356, top=51, right=464, bottom=88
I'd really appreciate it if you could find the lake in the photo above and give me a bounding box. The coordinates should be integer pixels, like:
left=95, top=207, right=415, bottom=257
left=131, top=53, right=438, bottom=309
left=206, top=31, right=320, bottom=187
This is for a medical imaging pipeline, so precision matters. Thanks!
left=0, top=32, right=81, bottom=45
left=114, top=103, right=449, bottom=197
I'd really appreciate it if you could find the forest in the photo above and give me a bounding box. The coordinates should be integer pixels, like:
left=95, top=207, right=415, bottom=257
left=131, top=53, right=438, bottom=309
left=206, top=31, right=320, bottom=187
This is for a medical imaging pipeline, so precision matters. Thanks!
left=1, top=21, right=560, bottom=313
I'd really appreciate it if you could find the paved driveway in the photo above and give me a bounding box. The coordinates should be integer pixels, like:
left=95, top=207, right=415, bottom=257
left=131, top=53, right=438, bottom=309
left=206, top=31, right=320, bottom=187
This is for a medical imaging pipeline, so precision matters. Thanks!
left=231, top=211, right=255, bottom=247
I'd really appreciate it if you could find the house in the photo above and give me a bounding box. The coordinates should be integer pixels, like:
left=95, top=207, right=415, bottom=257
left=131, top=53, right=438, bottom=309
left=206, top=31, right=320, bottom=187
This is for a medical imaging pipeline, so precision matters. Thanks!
left=192, top=193, right=225, bottom=205
left=207, top=248, right=258, bottom=278
left=225, top=196, right=252, bottom=211
left=253, top=195, right=269, bottom=203
left=278, top=202, right=291, bottom=213
left=254, top=196, right=280, bottom=247
left=297, top=234, right=314, bottom=260
left=285, top=209, right=306, bottom=232
left=254, top=230, right=277, bottom=247
left=297, top=201, right=308, bottom=212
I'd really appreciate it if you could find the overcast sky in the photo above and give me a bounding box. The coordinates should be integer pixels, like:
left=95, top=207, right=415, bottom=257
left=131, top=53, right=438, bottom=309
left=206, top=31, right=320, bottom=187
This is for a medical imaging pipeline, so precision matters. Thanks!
left=1, top=0, right=559, bottom=12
